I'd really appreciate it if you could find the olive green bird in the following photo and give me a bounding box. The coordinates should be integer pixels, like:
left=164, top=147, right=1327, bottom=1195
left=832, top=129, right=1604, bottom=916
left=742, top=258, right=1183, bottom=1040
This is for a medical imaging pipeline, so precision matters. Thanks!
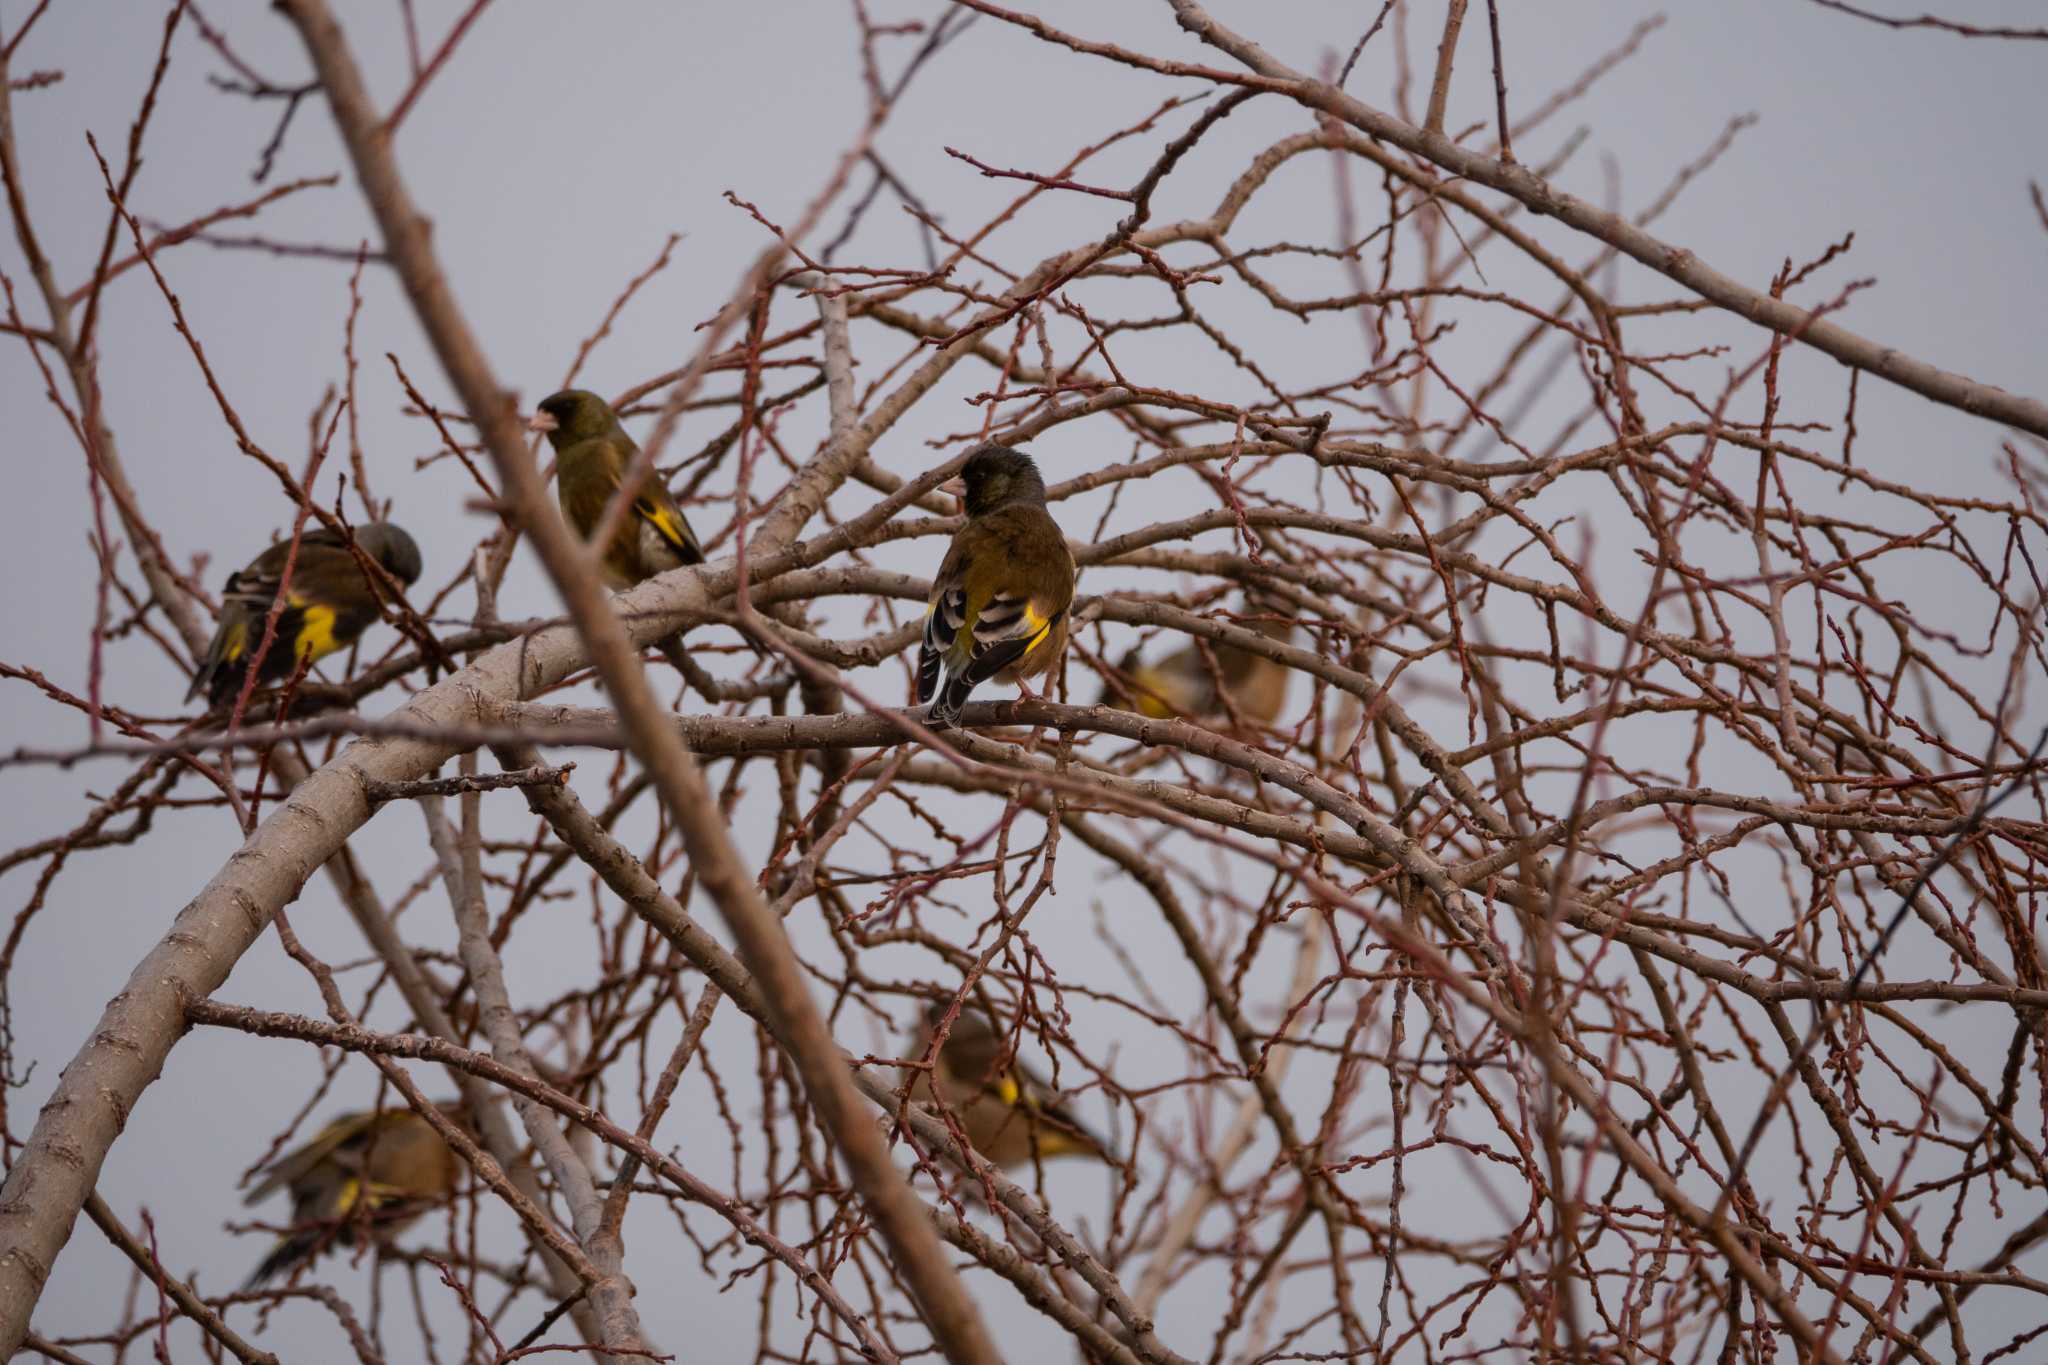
left=530, top=389, right=703, bottom=590
left=188, top=522, right=422, bottom=709
left=910, top=1005, right=1109, bottom=1168
left=530, top=388, right=705, bottom=668
left=1103, top=600, right=1293, bottom=727
left=916, top=444, right=1075, bottom=729
left=242, top=1103, right=465, bottom=1287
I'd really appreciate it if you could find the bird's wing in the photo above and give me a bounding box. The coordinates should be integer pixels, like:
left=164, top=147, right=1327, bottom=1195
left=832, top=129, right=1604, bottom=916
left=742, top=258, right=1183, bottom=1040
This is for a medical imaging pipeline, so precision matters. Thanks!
left=986, top=1061, right=1105, bottom=1158
left=917, top=539, right=972, bottom=703
left=630, top=481, right=703, bottom=566
left=1126, top=649, right=1212, bottom=718
left=938, top=574, right=1063, bottom=696
left=918, top=583, right=964, bottom=703
left=966, top=586, right=1059, bottom=680
left=243, top=1111, right=381, bottom=1206
left=220, top=530, right=352, bottom=605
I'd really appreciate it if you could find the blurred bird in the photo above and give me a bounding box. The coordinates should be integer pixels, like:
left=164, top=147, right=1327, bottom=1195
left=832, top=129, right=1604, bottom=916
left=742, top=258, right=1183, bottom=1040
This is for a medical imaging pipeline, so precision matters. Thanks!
left=1102, top=602, right=1293, bottom=727
left=188, top=522, right=422, bottom=709
left=530, top=389, right=703, bottom=590
left=916, top=444, right=1075, bottom=728
left=242, top=1104, right=466, bottom=1287
left=910, top=1005, right=1109, bottom=1168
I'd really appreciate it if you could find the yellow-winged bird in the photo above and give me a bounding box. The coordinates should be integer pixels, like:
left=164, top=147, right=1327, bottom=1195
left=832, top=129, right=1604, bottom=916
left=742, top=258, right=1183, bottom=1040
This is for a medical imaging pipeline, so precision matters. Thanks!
left=910, top=1005, right=1109, bottom=1168
left=188, top=522, right=421, bottom=709
left=531, top=388, right=705, bottom=667
left=242, top=1104, right=464, bottom=1286
left=1103, top=600, right=1292, bottom=726
left=916, top=444, right=1075, bottom=728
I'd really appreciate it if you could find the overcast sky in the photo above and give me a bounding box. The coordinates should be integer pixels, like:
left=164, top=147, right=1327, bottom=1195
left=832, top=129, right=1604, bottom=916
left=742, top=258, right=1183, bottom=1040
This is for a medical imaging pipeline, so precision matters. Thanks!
left=4, top=1, right=2045, bottom=1359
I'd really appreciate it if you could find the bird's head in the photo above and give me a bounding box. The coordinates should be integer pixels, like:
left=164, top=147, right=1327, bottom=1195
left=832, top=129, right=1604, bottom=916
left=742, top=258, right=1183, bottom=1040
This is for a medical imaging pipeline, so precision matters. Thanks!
left=527, top=389, right=618, bottom=448
left=357, top=523, right=423, bottom=586
left=924, top=1000, right=998, bottom=1040
left=953, top=443, right=1046, bottom=517
left=923, top=1001, right=1005, bottom=1072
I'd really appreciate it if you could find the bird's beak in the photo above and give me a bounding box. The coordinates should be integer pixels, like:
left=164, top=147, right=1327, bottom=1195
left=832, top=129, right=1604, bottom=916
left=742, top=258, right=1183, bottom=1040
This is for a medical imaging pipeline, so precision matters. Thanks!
left=526, top=411, right=559, bottom=434
left=938, top=475, right=967, bottom=511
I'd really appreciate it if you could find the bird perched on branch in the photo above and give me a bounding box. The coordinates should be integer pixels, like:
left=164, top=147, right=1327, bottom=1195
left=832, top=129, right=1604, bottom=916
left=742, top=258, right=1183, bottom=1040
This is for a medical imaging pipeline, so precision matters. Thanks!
left=1102, top=599, right=1293, bottom=727
left=242, top=1103, right=466, bottom=1287
left=909, top=1005, right=1109, bottom=1168
left=916, top=444, right=1075, bottom=728
left=188, top=522, right=422, bottom=709
left=531, top=389, right=703, bottom=590
left=531, top=388, right=705, bottom=666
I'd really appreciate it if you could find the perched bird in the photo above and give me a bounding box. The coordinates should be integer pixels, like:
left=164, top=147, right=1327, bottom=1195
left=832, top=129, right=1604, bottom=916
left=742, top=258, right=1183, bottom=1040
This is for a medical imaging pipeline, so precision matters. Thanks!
left=1102, top=602, right=1293, bottom=727
left=531, top=388, right=706, bottom=670
left=188, top=522, right=422, bottom=709
left=909, top=1005, right=1109, bottom=1168
left=242, top=1104, right=465, bottom=1287
left=530, top=389, right=703, bottom=591
left=916, top=444, right=1075, bottom=728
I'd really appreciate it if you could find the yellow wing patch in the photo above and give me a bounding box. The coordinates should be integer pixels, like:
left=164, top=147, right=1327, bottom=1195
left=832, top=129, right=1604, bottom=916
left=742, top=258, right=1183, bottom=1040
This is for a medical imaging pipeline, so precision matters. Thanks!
left=291, top=602, right=341, bottom=663
left=994, top=1074, right=1022, bottom=1107
left=1022, top=608, right=1052, bottom=653
left=1128, top=666, right=1181, bottom=719
left=1033, top=1130, right=1088, bottom=1158
left=220, top=618, right=250, bottom=664
left=638, top=498, right=692, bottom=557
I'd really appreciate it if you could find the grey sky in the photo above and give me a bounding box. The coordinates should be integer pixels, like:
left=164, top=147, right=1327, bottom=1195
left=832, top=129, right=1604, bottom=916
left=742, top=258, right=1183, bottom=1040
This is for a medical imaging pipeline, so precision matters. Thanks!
left=4, top=0, right=2045, bottom=1358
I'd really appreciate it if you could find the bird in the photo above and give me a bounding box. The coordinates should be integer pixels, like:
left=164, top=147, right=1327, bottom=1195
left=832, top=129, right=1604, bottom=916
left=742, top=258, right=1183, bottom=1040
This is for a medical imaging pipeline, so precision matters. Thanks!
left=242, top=1103, right=465, bottom=1287
left=531, top=388, right=706, bottom=670
left=909, top=1005, right=1109, bottom=1169
left=530, top=389, right=703, bottom=592
left=188, top=522, right=422, bottom=709
left=1101, top=600, right=1293, bottom=727
left=916, top=444, right=1075, bottom=729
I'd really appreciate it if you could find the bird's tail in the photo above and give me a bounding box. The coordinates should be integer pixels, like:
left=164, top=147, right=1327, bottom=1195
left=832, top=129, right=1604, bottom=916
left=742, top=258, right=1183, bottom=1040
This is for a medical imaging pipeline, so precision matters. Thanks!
left=926, top=672, right=976, bottom=730
left=1035, top=1102, right=1113, bottom=1162
left=187, top=612, right=255, bottom=708
left=186, top=639, right=233, bottom=706
left=244, top=1228, right=322, bottom=1289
